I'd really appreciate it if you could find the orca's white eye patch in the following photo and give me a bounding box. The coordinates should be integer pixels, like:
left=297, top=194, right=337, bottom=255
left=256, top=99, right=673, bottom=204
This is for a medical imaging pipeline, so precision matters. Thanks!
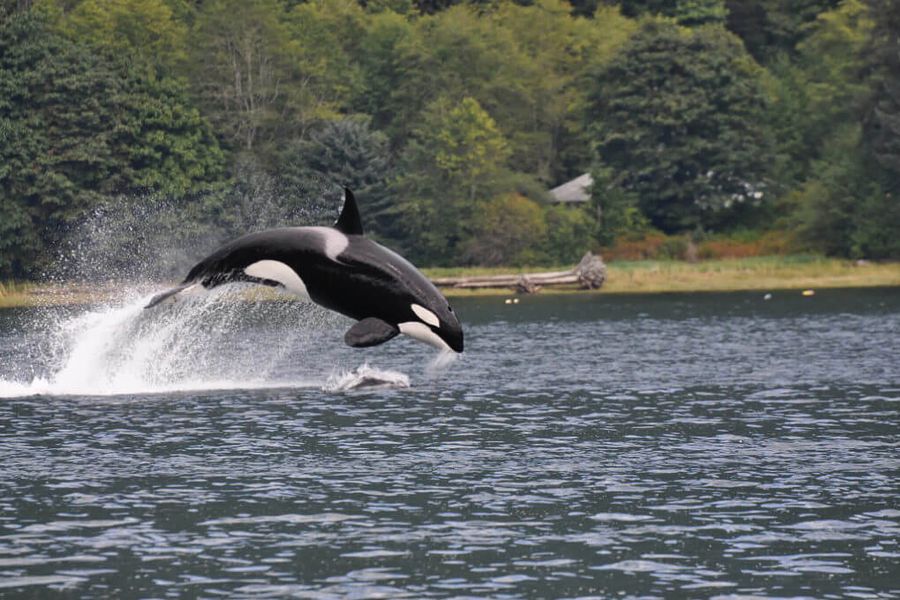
left=411, top=303, right=440, bottom=328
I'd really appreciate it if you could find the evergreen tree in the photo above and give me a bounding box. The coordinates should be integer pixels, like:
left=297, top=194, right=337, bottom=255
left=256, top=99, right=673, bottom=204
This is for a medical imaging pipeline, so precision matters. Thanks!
left=759, top=0, right=842, bottom=55
left=0, top=0, right=891, bottom=270
left=588, top=21, right=772, bottom=232
left=862, top=0, right=900, bottom=179
left=0, top=9, right=224, bottom=278
left=766, top=0, right=872, bottom=189
left=275, top=117, right=394, bottom=237
left=793, top=125, right=900, bottom=259
left=615, top=0, right=671, bottom=18
left=724, top=0, right=841, bottom=62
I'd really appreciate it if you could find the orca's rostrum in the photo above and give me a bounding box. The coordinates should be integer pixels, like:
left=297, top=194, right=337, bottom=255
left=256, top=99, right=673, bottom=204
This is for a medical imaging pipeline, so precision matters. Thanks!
left=146, top=189, right=464, bottom=353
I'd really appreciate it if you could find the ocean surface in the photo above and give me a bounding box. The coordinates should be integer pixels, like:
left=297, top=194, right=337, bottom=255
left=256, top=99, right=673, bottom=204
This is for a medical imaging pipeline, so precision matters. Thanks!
left=0, top=288, right=898, bottom=598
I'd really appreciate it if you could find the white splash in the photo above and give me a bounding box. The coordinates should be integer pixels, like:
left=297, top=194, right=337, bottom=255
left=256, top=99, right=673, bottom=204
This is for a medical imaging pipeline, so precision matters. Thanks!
left=0, top=289, right=325, bottom=397
left=322, top=363, right=410, bottom=392
left=426, top=350, right=459, bottom=378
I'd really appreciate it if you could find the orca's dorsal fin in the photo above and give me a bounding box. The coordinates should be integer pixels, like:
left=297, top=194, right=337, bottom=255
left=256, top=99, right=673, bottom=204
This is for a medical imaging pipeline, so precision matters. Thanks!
left=334, top=187, right=364, bottom=235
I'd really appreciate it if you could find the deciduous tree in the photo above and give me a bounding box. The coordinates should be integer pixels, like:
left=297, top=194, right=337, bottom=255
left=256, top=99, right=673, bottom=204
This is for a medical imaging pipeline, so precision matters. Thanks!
left=393, top=96, right=514, bottom=263
left=189, top=0, right=295, bottom=153
left=55, top=0, right=189, bottom=73
left=466, top=194, right=547, bottom=266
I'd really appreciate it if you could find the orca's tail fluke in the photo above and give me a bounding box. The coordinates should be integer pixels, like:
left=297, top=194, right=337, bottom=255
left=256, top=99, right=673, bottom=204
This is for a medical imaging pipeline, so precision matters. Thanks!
left=145, top=282, right=200, bottom=309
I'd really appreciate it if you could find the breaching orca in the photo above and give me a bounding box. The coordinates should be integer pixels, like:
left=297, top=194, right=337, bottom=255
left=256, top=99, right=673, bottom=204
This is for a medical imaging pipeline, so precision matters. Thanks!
left=146, top=189, right=463, bottom=353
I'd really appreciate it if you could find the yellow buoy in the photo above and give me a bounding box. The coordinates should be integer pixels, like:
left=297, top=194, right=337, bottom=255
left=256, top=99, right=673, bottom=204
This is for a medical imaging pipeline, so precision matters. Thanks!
left=802, top=289, right=815, bottom=296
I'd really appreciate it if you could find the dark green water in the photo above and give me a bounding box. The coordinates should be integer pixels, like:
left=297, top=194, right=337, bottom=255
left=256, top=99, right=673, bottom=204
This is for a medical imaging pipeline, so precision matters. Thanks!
left=0, top=288, right=898, bottom=598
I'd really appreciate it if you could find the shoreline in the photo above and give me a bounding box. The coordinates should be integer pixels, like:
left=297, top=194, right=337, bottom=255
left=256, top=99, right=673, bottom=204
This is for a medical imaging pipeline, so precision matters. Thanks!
left=433, top=256, right=900, bottom=296
left=2, top=256, right=898, bottom=308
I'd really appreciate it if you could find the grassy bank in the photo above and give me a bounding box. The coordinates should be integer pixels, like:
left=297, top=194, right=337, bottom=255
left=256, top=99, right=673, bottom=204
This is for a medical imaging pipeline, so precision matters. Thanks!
left=427, top=256, right=900, bottom=296
left=0, top=281, right=35, bottom=309
left=598, top=256, right=900, bottom=294
left=1, top=256, right=898, bottom=308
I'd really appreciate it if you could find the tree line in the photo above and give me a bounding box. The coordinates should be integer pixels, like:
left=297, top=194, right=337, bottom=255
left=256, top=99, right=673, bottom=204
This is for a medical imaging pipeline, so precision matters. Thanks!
left=0, top=0, right=898, bottom=279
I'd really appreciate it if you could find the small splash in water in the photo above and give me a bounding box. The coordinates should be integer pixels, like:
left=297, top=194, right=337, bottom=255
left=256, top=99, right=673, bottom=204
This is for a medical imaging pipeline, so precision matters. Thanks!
left=426, top=350, right=459, bottom=378
left=323, top=363, right=410, bottom=392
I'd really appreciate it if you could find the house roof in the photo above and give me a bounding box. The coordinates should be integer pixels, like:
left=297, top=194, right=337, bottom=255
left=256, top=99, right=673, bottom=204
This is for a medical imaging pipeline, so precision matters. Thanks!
left=549, top=173, right=593, bottom=204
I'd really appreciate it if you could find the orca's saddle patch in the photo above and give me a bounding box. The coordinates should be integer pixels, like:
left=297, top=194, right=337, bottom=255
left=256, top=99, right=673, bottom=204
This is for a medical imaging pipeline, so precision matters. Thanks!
left=344, top=318, right=400, bottom=348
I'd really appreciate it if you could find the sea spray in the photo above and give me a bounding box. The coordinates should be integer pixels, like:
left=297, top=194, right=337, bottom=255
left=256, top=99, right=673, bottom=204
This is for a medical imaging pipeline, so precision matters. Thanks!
left=50, top=179, right=338, bottom=285
left=0, top=287, right=353, bottom=396
left=426, top=349, right=459, bottom=378
left=0, top=289, right=458, bottom=396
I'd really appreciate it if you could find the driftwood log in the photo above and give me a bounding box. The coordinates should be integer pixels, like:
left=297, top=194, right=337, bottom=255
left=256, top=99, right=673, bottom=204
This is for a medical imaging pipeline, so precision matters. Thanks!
left=431, top=252, right=606, bottom=294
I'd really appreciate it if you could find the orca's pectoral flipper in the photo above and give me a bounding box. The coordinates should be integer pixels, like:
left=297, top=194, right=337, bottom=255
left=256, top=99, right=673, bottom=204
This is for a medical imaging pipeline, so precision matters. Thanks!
left=344, top=318, right=400, bottom=348
left=145, top=282, right=197, bottom=309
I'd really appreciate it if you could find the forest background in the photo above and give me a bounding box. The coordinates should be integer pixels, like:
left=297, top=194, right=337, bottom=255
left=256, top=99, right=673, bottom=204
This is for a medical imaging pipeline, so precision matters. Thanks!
left=1, top=0, right=898, bottom=281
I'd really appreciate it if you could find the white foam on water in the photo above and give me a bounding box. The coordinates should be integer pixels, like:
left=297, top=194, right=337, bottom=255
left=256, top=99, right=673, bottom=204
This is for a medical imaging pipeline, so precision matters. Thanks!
left=323, top=363, right=410, bottom=392
left=0, top=378, right=54, bottom=398
left=0, top=289, right=326, bottom=397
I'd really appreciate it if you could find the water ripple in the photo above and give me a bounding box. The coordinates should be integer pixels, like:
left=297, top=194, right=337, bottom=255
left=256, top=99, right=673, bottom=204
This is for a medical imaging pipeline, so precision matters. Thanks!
left=0, top=289, right=898, bottom=597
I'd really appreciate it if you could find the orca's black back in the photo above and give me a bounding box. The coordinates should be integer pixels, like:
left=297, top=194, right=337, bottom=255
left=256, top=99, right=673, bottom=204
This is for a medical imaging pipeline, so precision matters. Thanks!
left=182, top=227, right=451, bottom=328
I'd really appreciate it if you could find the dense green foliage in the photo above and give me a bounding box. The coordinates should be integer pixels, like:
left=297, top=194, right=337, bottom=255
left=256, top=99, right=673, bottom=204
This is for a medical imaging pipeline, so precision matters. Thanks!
left=0, top=8, right=224, bottom=276
left=0, top=0, right=898, bottom=278
left=588, top=21, right=770, bottom=232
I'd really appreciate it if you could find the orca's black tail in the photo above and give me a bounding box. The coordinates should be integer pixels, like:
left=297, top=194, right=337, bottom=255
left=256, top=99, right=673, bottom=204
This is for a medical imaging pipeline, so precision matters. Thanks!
left=145, top=282, right=197, bottom=309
